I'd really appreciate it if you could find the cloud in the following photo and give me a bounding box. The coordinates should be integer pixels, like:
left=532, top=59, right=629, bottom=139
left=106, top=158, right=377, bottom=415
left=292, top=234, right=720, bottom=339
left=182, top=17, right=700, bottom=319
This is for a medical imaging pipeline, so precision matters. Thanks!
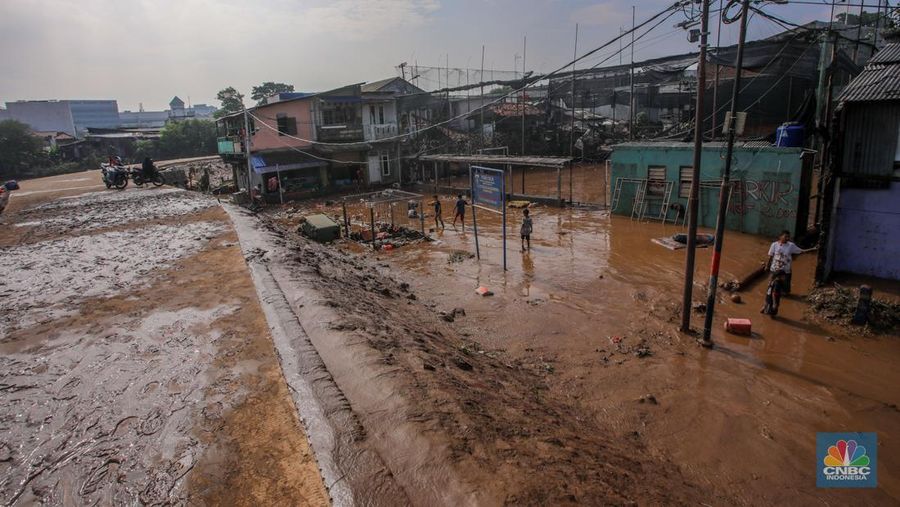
left=570, top=2, right=630, bottom=27
left=298, top=0, right=440, bottom=39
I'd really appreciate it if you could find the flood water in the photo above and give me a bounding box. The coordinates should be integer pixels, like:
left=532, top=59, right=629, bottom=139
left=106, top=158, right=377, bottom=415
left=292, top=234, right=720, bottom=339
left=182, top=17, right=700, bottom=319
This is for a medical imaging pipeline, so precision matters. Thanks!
left=284, top=193, right=900, bottom=504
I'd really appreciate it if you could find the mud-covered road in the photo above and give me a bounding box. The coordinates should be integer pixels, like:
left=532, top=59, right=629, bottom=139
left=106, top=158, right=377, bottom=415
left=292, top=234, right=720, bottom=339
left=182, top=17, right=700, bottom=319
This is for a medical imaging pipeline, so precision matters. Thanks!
left=0, top=172, right=328, bottom=505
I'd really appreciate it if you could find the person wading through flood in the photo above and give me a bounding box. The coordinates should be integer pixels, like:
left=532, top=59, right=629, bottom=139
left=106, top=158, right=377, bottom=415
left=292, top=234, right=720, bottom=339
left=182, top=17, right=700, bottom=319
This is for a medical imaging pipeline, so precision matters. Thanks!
left=520, top=208, right=533, bottom=251
left=766, top=230, right=805, bottom=294
left=431, top=194, right=445, bottom=230
left=453, top=194, right=467, bottom=231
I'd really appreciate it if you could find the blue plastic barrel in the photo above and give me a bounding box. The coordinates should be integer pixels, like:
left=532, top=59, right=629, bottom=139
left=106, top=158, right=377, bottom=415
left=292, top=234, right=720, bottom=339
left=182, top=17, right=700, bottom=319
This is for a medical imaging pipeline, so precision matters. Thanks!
left=775, top=124, right=804, bottom=147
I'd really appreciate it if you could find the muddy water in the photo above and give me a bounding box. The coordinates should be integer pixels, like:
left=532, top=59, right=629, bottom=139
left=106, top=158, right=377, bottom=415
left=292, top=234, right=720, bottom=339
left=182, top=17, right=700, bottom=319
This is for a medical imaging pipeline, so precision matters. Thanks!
left=0, top=182, right=328, bottom=505
left=294, top=197, right=900, bottom=504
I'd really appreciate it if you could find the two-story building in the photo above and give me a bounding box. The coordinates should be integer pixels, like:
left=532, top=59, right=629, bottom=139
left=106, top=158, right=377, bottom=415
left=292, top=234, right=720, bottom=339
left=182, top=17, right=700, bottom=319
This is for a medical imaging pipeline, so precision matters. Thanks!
left=217, top=84, right=370, bottom=201
left=361, top=77, right=426, bottom=185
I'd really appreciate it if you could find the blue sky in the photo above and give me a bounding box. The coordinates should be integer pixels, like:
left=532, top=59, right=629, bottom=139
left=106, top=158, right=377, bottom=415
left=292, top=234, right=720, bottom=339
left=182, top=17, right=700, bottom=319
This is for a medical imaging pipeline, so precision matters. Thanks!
left=0, top=1, right=846, bottom=110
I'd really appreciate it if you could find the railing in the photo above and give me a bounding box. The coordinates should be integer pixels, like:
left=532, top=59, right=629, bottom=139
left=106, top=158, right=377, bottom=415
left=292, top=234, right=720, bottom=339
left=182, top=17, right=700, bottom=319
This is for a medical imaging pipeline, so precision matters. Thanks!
left=316, top=123, right=364, bottom=142
left=364, top=123, right=398, bottom=141
left=217, top=136, right=241, bottom=155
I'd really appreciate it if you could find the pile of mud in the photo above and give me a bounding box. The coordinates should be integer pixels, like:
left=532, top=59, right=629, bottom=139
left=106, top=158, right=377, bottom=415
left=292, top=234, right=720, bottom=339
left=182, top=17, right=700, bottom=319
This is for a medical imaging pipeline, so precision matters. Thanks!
left=259, top=214, right=705, bottom=505
left=808, top=286, right=900, bottom=334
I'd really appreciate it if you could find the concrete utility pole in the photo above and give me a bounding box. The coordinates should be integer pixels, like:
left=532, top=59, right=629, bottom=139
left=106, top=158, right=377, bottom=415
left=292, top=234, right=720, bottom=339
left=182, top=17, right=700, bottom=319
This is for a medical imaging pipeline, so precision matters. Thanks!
left=521, top=35, right=527, bottom=156
left=480, top=45, right=486, bottom=148
left=701, top=0, right=751, bottom=346
left=570, top=24, right=579, bottom=158
left=629, top=6, right=636, bottom=140
left=680, top=0, right=711, bottom=333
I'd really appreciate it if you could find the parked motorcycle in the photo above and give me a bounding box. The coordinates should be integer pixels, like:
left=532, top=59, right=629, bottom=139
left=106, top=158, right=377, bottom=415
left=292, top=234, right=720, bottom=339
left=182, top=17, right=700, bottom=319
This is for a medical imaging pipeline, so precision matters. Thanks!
left=101, top=163, right=129, bottom=190
left=130, top=167, right=165, bottom=187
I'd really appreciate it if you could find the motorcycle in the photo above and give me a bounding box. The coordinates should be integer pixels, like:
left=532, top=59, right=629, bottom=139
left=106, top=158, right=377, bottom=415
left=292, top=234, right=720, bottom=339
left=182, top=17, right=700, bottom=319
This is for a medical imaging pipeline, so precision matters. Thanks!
left=130, top=167, right=165, bottom=187
left=101, top=163, right=129, bottom=190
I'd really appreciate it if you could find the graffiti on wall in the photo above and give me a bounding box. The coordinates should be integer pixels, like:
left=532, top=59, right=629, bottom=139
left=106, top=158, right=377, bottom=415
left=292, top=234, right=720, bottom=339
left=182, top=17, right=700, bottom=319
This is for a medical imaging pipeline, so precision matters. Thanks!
left=728, top=179, right=797, bottom=219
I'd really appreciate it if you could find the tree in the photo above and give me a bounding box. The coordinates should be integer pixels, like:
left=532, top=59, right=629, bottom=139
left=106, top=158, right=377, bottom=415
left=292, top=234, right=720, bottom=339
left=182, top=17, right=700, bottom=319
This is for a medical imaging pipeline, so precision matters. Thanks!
left=836, top=10, right=896, bottom=28
left=215, top=86, right=244, bottom=118
left=251, top=81, right=295, bottom=104
left=156, top=119, right=217, bottom=159
left=0, top=120, right=46, bottom=179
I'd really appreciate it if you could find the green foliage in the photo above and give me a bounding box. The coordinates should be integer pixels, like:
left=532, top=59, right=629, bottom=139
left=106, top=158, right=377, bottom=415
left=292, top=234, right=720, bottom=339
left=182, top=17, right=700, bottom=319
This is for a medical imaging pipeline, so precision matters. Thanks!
left=155, top=119, right=217, bottom=159
left=251, top=81, right=295, bottom=104
left=215, top=86, right=244, bottom=118
left=0, top=119, right=47, bottom=179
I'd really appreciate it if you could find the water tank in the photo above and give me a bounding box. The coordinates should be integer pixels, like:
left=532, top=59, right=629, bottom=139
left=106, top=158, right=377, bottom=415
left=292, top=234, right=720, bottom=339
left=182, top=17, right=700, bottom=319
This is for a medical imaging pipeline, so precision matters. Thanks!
left=775, top=124, right=804, bottom=147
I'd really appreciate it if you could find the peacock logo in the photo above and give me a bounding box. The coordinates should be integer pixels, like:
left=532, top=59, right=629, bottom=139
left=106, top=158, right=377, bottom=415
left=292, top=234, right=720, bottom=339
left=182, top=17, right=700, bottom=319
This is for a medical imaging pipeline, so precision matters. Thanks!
left=817, top=433, right=877, bottom=488
left=823, top=439, right=870, bottom=467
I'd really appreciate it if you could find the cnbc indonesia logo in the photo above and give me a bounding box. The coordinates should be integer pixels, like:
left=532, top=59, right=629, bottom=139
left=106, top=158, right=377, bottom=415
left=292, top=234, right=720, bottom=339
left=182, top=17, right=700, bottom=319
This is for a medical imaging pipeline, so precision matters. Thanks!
left=817, top=433, right=877, bottom=488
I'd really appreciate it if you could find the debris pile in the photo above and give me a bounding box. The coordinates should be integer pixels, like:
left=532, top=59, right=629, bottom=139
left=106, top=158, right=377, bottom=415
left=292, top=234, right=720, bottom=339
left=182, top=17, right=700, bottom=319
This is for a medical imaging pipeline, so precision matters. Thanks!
left=349, top=223, right=428, bottom=249
left=807, top=286, right=900, bottom=334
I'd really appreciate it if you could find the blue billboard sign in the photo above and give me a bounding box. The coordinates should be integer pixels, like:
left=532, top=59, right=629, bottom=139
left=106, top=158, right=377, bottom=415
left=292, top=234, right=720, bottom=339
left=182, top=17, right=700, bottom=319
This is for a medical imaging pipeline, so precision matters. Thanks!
left=471, top=166, right=504, bottom=210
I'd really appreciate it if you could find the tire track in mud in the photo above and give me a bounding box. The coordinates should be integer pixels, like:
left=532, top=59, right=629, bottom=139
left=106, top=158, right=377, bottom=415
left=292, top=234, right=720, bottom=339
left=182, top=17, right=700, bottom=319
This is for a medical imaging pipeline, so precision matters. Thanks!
left=229, top=205, right=710, bottom=505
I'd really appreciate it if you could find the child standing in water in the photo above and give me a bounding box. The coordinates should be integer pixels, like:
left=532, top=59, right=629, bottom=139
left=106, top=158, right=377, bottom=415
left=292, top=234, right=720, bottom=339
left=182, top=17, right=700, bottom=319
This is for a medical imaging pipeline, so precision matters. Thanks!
left=520, top=208, right=533, bottom=251
left=431, top=194, right=445, bottom=230
left=761, top=270, right=786, bottom=318
left=453, top=194, right=467, bottom=231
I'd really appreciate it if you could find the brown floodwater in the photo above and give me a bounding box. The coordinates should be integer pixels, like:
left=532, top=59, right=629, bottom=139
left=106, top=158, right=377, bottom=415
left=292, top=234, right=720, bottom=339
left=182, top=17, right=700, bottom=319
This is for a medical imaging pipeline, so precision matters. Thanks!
left=278, top=193, right=900, bottom=504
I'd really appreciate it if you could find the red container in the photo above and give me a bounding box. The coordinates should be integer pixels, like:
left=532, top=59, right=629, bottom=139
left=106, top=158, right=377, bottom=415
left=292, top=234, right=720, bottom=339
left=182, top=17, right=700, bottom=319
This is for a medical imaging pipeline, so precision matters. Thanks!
left=725, top=318, right=752, bottom=336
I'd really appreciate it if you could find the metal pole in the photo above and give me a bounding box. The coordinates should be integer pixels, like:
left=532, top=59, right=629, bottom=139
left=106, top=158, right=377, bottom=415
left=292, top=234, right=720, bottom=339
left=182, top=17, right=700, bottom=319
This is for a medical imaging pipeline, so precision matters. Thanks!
left=419, top=198, right=425, bottom=235
left=471, top=167, right=480, bottom=259
left=712, top=0, right=723, bottom=139
left=702, top=0, right=750, bottom=346
left=522, top=35, right=527, bottom=156
left=277, top=167, right=284, bottom=205
left=570, top=24, right=579, bottom=159
left=480, top=45, right=485, bottom=148
left=390, top=202, right=395, bottom=229
left=629, top=5, right=636, bottom=140
left=370, top=206, right=376, bottom=251
left=502, top=175, right=507, bottom=271
left=681, top=0, right=711, bottom=332
left=557, top=166, right=562, bottom=203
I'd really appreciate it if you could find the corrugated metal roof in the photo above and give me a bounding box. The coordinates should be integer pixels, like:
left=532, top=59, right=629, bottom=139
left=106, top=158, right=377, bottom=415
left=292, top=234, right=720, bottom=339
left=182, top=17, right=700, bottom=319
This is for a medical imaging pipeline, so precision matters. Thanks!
left=870, top=43, right=900, bottom=64
left=420, top=154, right=571, bottom=167
left=839, top=43, right=900, bottom=103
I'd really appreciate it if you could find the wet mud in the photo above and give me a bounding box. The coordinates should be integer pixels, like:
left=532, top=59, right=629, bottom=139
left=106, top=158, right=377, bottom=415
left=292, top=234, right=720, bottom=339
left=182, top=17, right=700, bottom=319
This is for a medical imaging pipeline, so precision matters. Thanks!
left=0, top=180, right=328, bottom=506
left=266, top=194, right=900, bottom=504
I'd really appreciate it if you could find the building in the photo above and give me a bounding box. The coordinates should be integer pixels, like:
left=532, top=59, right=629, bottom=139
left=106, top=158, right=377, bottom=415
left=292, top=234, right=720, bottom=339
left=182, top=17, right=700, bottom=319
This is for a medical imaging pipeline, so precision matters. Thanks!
left=1, top=99, right=119, bottom=136
left=217, top=84, right=370, bottom=201
left=820, top=43, right=900, bottom=281
left=609, top=142, right=813, bottom=238
left=361, top=77, right=425, bottom=184
left=118, top=110, right=169, bottom=129
left=167, top=96, right=194, bottom=121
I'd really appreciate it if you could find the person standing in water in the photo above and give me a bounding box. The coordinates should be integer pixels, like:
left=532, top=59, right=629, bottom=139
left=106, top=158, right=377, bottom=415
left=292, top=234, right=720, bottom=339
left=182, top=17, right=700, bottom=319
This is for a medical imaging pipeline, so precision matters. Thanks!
left=520, top=208, right=533, bottom=251
left=766, top=230, right=804, bottom=294
left=431, top=194, right=445, bottom=230
left=453, top=194, right=467, bottom=231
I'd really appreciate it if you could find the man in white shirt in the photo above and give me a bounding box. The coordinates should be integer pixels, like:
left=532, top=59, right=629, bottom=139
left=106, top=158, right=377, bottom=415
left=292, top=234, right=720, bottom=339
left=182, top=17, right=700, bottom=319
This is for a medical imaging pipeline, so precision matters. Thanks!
left=766, top=229, right=804, bottom=294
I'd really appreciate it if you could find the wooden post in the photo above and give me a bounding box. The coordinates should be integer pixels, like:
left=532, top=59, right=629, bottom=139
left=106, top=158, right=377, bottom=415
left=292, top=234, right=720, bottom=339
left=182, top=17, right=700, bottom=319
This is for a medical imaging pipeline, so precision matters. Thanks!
left=390, top=202, right=395, bottom=229
left=342, top=201, right=349, bottom=237
left=419, top=198, right=425, bottom=235
left=557, top=165, right=562, bottom=203
left=370, top=206, right=376, bottom=251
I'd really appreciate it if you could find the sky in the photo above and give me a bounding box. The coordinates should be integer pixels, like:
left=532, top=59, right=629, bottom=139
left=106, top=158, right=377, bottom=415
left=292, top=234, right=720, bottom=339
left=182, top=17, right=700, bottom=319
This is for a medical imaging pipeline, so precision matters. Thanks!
left=0, top=0, right=840, bottom=111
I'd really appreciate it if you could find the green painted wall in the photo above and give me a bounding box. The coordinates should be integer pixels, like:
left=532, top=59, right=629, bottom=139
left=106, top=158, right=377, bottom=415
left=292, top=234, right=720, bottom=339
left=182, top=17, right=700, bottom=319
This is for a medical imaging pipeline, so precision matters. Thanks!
left=610, top=142, right=810, bottom=238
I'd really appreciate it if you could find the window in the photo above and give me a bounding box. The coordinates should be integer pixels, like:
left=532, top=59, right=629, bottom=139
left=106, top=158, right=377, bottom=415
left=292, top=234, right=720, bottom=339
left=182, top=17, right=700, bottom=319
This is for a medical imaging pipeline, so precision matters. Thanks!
left=647, top=165, right=666, bottom=196
left=378, top=106, right=385, bottom=124
left=679, top=166, right=693, bottom=198
left=380, top=153, right=391, bottom=177
left=369, top=105, right=376, bottom=124
left=276, top=113, right=297, bottom=136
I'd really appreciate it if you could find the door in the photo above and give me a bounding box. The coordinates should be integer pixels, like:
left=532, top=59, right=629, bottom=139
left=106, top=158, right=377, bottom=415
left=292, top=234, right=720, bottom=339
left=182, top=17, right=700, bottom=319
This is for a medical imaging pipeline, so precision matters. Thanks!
left=367, top=155, right=382, bottom=184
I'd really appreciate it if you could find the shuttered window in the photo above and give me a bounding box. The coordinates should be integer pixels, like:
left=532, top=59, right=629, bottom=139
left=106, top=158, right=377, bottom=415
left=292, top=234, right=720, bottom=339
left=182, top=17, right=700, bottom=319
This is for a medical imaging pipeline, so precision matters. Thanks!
left=679, top=166, right=693, bottom=198
left=647, top=166, right=666, bottom=196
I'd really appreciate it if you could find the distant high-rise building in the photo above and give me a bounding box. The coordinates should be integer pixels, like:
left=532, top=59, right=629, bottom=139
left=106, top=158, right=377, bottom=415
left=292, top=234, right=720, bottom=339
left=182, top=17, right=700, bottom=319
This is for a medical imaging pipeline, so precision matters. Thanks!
left=1, top=99, right=119, bottom=136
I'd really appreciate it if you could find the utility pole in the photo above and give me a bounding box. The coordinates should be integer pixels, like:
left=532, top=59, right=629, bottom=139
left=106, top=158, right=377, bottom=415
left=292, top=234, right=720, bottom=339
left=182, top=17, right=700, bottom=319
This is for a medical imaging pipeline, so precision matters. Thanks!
left=570, top=23, right=579, bottom=158
left=629, top=6, right=636, bottom=140
left=711, top=0, right=724, bottom=139
left=480, top=45, right=485, bottom=148
left=701, top=0, right=750, bottom=346
left=521, top=35, right=527, bottom=156
left=680, top=0, right=711, bottom=333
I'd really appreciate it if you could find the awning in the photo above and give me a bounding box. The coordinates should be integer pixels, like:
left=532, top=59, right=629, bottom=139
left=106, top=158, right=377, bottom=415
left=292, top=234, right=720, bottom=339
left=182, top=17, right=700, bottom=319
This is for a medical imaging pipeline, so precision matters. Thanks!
left=419, top=154, right=571, bottom=168
left=251, top=155, right=325, bottom=174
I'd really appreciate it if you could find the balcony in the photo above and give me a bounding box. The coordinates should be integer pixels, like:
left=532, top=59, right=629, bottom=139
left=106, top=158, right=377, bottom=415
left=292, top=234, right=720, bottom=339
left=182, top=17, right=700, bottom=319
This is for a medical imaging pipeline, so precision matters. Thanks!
left=316, top=123, right=364, bottom=143
left=364, top=123, right=398, bottom=142
left=217, top=136, right=242, bottom=155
